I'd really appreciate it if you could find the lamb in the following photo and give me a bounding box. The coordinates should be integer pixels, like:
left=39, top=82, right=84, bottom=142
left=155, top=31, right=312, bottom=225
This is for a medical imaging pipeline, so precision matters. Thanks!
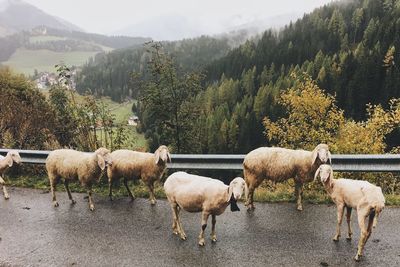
left=107, top=145, right=170, bottom=205
left=164, top=171, right=245, bottom=246
left=0, top=151, right=21, bottom=200
left=243, top=143, right=331, bottom=211
left=45, top=147, right=112, bottom=211
left=314, top=164, right=385, bottom=261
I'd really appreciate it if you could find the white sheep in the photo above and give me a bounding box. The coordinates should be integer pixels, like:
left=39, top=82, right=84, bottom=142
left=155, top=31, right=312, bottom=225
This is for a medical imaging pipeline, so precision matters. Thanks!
left=164, top=171, right=245, bottom=246
left=314, top=164, right=385, bottom=261
left=45, top=147, right=112, bottom=211
left=0, top=151, right=21, bottom=200
left=243, top=143, right=331, bottom=211
left=107, top=145, right=170, bottom=205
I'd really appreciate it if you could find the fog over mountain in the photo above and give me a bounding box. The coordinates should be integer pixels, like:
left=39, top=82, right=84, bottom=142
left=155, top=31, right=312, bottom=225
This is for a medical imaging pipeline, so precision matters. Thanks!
left=112, top=12, right=304, bottom=41
left=21, top=0, right=333, bottom=41
left=0, top=0, right=82, bottom=35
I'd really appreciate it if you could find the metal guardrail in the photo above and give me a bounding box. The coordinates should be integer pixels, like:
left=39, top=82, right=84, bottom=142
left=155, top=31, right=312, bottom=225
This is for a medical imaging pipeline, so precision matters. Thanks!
left=1, top=148, right=400, bottom=172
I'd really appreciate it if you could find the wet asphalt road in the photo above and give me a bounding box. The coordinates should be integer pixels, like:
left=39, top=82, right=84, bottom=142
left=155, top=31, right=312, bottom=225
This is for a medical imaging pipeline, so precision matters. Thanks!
left=0, top=187, right=399, bottom=267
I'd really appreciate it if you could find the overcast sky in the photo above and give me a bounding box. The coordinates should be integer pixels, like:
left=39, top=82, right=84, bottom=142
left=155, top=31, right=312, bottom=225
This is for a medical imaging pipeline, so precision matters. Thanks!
left=23, top=0, right=333, bottom=36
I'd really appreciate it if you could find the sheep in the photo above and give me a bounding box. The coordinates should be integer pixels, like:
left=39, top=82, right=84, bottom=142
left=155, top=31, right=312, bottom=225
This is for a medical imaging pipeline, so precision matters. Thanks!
left=107, top=145, right=170, bottom=205
left=314, top=164, right=385, bottom=261
left=164, top=171, right=245, bottom=246
left=0, top=151, right=21, bottom=200
left=45, top=147, right=112, bottom=211
left=243, top=143, right=331, bottom=211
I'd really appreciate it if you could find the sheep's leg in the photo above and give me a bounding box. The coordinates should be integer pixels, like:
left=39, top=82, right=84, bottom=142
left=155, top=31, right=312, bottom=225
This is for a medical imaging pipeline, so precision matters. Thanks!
left=198, top=212, right=210, bottom=246
left=294, top=181, right=304, bottom=211
left=123, top=178, right=135, bottom=201
left=108, top=178, right=113, bottom=201
left=210, top=214, right=217, bottom=242
left=355, top=211, right=369, bottom=261
left=365, top=210, right=375, bottom=244
left=171, top=203, right=186, bottom=240
left=176, top=206, right=186, bottom=239
left=0, top=176, right=9, bottom=200
left=346, top=207, right=353, bottom=240
left=245, top=176, right=262, bottom=211
left=147, top=182, right=156, bottom=205
left=64, top=180, right=76, bottom=205
left=333, top=204, right=345, bottom=241
left=86, top=184, right=95, bottom=211
left=246, top=184, right=256, bottom=211
left=171, top=203, right=179, bottom=235
left=49, top=175, right=59, bottom=207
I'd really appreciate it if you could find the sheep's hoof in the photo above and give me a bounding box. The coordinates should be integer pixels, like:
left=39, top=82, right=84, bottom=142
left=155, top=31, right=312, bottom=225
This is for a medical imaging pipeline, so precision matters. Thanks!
left=4, top=194, right=10, bottom=200
left=53, top=201, right=59, bottom=207
left=129, top=196, right=135, bottom=202
left=89, top=205, right=95, bottom=211
left=109, top=196, right=113, bottom=201
left=354, top=254, right=361, bottom=262
left=198, top=239, right=205, bottom=246
left=346, top=235, right=352, bottom=241
left=333, top=236, right=340, bottom=242
left=296, top=205, right=303, bottom=211
left=247, top=204, right=255, bottom=212
left=179, top=234, right=186, bottom=240
left=71, top=200, right=76, bottom=205
left=211, top=236, right=217, bottom=243
left=150, top=199, right=156, bottom=205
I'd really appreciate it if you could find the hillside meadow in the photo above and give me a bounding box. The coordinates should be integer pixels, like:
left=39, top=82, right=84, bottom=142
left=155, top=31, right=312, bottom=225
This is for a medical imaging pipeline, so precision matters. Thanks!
left=2, top=48, right=100, bottom=75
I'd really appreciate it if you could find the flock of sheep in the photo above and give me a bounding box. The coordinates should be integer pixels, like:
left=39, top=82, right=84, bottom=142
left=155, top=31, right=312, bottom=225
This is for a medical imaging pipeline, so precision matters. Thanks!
left=0, top=144, right=385, bottom=262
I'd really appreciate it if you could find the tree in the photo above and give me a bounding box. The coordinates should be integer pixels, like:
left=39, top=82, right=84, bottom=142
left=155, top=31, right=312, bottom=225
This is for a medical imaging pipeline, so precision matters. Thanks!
left=139, top=42, right=203, bottom=153
left=0, top=68, right=57, bottom=149
left=263, top=74, right=400, bottom=153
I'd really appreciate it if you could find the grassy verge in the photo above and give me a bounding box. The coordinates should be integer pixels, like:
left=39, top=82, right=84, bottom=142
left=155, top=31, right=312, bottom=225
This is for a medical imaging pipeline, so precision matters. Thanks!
left=5, top=175, right=400, bottom=206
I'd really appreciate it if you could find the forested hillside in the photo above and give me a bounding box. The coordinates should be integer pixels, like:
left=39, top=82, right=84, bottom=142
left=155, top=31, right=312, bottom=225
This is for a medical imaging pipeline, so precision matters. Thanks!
left=137, top=0, right=400, bottom=153
left=206, top=0, right=400, bottom=120
left=75, top=34, right=252, bottom=101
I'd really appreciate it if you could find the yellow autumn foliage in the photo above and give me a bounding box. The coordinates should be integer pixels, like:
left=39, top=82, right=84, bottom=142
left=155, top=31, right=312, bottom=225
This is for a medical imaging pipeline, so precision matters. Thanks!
left=263, top=74, right=400, bottom=154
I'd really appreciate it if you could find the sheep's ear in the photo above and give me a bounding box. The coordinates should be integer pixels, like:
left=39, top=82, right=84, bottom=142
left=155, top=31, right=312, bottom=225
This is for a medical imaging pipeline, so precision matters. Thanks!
left=167, top=152, right=172, bottom=163
left=328, top=151, right=332, bottom=165
left=313, top=167, right=320, bottom=182
left=329, top=168, right=334, bottom=188
left=154, top=149, right=160, bottom=164
left=311, top=147, right=319, bottom=165
left=7, top=157, right=13, bottom=167
left=228, top=183, right=240, bottom=212
left=227, top=182, right=234, bottom=202
left=97, top=154, right=106, bottom=170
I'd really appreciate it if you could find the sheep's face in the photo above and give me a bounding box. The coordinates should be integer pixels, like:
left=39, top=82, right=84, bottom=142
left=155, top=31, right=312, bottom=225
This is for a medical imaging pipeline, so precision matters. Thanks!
left=95, top=148, right=112, bottom=169
left=312, top=144, right=331, bottom=165
left=230, top=177, right=246, bottom=200
left=155, top=145, right=171, bottom=164
left=9, top=151, right=21, bottom=164
left=314, top=164, right=333, bottom=186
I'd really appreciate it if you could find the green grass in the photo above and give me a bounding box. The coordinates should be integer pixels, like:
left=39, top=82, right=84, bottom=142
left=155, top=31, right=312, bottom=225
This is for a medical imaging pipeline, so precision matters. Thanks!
left=6, top=174, right=165, bottom=200
left=2, top=48, right=100, bottom=75
left=96, top=97, right=147, bottom=150
left=5, top=175, right=400, bottom=206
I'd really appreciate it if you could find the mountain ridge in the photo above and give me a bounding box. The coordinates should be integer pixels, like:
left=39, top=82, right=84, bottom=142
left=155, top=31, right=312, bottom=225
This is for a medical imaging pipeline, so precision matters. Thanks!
left=0, top=0, right=82, bottom=36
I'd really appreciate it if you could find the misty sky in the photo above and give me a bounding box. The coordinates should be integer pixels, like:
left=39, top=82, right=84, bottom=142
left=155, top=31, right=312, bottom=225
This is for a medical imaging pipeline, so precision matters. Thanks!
left=23, top=0, right=333, bottom=35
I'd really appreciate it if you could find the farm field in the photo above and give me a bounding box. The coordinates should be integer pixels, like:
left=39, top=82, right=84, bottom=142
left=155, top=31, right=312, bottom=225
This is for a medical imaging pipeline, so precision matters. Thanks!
left=106, top=98, right=147, bottom=150
left=2, top=48, right=100, bottom=75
